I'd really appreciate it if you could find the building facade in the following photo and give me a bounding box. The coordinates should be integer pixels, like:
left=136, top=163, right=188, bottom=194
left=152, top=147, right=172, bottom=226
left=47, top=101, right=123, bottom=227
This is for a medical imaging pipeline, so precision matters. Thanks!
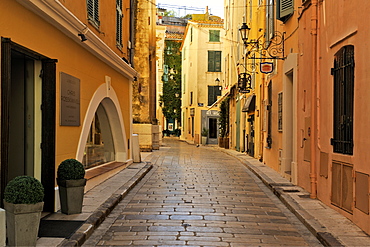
left=0, top=0, right=136, bottom=211
left=298, top=0, right=370, bottom=234
left=223, top=0, right=370, bottom=235
left=181, top=11, right=224, bottom=145
left=132, top=0, right=160, bottom=151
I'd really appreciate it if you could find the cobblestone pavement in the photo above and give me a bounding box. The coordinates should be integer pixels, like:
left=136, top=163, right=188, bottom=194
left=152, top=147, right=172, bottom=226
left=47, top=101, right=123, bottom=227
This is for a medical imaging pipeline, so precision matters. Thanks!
left=84, top=139, right=322, bottom=246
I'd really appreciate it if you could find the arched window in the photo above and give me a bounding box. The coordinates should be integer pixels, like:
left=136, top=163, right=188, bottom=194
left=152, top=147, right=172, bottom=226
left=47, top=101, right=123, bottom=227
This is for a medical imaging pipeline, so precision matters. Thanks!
left=83, top=104, right=115, bottom=168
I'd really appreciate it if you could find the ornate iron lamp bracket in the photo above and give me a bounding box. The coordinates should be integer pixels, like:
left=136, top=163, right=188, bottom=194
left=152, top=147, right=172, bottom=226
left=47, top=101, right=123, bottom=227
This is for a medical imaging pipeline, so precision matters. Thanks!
left=245, top=31, right=286, bottom=60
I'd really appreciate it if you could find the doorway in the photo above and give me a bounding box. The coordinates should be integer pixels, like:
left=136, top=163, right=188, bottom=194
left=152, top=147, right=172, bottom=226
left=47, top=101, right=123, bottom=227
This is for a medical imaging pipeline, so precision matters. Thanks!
left=248, top=115, right=255, bottom=156
left=1, top=38, right=56, bottom=211
left=208, top=117, right=218, bottom=144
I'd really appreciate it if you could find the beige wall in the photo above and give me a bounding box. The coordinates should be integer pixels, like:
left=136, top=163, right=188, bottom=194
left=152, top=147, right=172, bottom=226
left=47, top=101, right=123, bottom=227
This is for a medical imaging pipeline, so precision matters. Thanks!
left=181, top=19, right=224, bottom=143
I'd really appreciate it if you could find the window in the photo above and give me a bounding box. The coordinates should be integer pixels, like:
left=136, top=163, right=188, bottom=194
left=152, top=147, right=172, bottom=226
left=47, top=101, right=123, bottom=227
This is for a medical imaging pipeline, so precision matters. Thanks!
left=208, top=51, right=222, bottom=72
left=116, top=0, right=123, bottom=47
left=87, top=0, right=100, bottom=27
left=83, top=104, right=115, bottom=169
left=276, top=0, right=293, bottom=22
left=208, top=86, right=222, bottom=106
left=267, top=82, right=272, bottom=148
left=209, top=30, right=220, bottom=42
left=331, top=45, right=354, bottom=155
left=190, top=27, right=193, bottom=42
left=278, top=92, right=283, bottom=131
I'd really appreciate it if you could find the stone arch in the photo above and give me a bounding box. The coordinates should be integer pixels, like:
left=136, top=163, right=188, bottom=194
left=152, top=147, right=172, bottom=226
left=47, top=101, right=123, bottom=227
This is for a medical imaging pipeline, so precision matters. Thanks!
left=76, top=83, right=127, bottom=163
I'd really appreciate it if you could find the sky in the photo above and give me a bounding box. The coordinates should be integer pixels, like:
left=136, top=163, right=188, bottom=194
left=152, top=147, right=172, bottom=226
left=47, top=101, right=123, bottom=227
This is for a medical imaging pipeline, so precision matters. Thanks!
left=156, top=0, right=224, bottom=18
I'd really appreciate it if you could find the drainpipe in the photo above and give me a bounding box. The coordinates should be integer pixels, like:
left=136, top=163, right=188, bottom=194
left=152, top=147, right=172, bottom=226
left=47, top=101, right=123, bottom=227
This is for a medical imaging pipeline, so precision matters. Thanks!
left=310, top=0, right=318, bottom=199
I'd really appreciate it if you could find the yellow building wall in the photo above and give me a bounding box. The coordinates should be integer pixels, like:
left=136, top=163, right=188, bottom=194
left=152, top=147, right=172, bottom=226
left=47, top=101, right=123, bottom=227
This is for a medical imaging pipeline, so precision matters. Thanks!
left=0, top=0, right=132, bottom=178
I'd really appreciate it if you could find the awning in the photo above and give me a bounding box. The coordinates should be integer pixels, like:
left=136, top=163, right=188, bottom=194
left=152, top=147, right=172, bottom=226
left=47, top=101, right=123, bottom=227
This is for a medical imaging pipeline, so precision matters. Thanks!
left=242, top=94, right=255, bottom=112
left=208, top=91, right=230, bottom=109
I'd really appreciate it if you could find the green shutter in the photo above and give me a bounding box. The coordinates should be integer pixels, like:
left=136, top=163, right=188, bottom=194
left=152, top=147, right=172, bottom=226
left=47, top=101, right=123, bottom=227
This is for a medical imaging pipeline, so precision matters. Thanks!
left=277, top=0, right=293, bottom=21
left=208, top=51, right=215, bottom=72
left=208, top=51, right=222, bottom=72
left=209, top=30, right=220, bottom=42
left=215, top=51, right=221, bottom=72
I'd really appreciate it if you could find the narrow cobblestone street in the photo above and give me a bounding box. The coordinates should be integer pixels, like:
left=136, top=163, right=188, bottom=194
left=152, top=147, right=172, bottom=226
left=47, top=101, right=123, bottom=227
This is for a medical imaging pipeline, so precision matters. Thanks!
left=84, top=138, right=322, bottom=246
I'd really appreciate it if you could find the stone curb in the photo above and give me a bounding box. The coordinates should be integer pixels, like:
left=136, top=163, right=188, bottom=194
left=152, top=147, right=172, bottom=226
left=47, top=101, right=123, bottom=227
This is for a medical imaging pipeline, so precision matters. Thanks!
left=58, top=163, right=153, bottom=247
left=218, top=148, right=344, bottom=247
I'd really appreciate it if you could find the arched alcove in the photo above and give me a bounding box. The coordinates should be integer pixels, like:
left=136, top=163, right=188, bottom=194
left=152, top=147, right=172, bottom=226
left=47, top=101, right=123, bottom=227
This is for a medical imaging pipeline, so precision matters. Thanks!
left=76, top=83, right=128, bottom=165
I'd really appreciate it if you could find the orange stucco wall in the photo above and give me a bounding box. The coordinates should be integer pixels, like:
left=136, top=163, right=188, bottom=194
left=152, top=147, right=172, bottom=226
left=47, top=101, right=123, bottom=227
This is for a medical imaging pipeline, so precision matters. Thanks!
left=298, top=0, right=370, bottom=234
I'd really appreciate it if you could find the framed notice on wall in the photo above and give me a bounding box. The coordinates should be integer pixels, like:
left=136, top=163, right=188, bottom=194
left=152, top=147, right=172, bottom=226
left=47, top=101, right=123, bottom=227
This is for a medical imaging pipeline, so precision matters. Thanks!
left=60, top=72, right=80, bottom=126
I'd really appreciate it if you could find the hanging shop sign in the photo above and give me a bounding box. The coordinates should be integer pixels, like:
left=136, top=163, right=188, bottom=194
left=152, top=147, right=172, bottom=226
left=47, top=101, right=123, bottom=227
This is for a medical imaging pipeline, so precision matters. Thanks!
left=260, top=62, right=274, bottom=74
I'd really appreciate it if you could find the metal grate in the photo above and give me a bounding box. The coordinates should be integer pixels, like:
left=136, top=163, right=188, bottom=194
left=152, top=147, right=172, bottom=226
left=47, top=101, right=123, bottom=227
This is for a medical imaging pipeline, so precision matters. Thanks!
left=331, top=46, right=354, bottom=155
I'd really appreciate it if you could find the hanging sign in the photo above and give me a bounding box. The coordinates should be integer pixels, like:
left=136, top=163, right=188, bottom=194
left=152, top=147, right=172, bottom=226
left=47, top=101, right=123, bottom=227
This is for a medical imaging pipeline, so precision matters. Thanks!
left=260, top=62, right=274, bottom=74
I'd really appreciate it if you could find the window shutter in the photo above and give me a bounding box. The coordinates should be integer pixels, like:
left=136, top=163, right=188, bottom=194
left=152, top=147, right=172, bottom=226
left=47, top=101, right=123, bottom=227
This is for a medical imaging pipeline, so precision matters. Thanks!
left=208, top=51, right=215, bottom=72
left=208, top=86, right=215, bottom=106
left=209, top=30, right=220, bottom=42
left=87, top=0, right=100, bottom=25
left=215, top=51, right=221, bottom=72
left=87, top=0, right=94, bottom=19
left=116, top=0, right=123, bottom=46
left=277, top=0, right=293, bottom=21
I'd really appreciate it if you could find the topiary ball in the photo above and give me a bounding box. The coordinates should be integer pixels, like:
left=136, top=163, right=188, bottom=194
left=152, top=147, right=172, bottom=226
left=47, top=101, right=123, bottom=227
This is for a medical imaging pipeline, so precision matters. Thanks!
left=57, top=158, right=85, bottom=180
left=4, top=176, right=44, bottom=204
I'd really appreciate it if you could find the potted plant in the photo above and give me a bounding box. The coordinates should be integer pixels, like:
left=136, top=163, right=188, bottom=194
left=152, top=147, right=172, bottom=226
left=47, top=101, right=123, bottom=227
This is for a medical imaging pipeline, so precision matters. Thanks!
left=4, top=176, right=44, bottom=246
left=57, top=158, right=86, bottom=215
left=201, top=127, right=208, bottom=145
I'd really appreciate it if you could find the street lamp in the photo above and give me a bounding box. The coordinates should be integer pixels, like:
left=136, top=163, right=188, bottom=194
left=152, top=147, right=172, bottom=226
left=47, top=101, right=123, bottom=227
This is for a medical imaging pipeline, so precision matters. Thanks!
left=215, top=78, right=220, bottom=85
left=239, top=23, right=250, bottom=46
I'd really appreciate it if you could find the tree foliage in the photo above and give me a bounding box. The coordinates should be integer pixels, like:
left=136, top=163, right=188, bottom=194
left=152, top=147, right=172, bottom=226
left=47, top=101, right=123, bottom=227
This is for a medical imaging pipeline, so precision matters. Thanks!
left=159, top=40, right=182, bottom=123
left=219, top=97, right=230, bottom=137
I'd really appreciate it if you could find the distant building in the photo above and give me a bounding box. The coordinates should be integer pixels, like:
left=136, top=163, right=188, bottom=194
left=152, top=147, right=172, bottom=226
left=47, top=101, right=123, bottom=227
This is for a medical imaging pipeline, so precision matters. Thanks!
left=181, top=10, right=224, bottom=145
left=156, top=10, right=187, bottom=136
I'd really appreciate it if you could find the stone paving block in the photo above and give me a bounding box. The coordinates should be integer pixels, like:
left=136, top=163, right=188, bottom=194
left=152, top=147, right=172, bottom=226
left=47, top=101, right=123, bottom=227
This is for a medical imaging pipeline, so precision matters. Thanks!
left=186, top=226, right=224, bottom=233
left=170, top=214, right=203, bottom=220
left=187, top=240, right=230, bottom=246
left=132, top=240, right=186, bottom=245
left=178, top=236, right=221, bottom=241
left=148, top=225, right=185, bottom=232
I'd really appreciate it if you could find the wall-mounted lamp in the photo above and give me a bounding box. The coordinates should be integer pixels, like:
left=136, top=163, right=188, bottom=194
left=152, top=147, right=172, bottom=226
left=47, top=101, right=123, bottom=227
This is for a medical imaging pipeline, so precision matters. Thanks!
left=238, top=22, right=286, bottom=60
left=78, top=33, right=87, bottom=42
left=215, top=78, right=220, bottom=85
left=239, top=23, right=250, bottom=46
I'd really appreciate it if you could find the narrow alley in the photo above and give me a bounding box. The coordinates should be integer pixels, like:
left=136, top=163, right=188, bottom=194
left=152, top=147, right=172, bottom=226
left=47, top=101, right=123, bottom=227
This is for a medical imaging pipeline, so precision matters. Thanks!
left=84, top=138, right=321, bottom=246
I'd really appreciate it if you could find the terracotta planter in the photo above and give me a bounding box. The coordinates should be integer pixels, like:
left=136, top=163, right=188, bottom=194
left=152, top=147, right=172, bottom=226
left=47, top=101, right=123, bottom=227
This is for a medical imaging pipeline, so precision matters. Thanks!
left=4, top=201, right=43, bottom=246
left=218, top=137, right=224, bottom=148
left=224, top=137, right=230, bottom=149
left=57, top=178, right=86, bottom=215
